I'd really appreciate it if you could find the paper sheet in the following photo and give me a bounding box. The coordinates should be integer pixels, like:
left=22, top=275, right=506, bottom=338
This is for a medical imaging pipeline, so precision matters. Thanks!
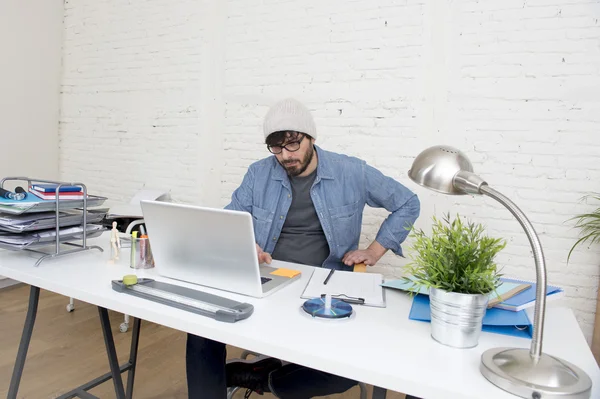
left=0, top=224, right=104, bottom=246
left=107, top=189, right=171, bottom=218
left=0, top=210, right=105, bottom=233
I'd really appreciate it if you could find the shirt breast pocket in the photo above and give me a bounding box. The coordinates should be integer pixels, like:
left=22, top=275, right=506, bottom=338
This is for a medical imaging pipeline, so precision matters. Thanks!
left=329, top=201, right=361, bottom=247
left=251, top=206, right=273, bottom=248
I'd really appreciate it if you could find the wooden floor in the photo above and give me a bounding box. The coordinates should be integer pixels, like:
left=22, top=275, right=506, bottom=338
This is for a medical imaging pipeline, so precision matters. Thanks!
left=0, top=285, right=406, bottom=399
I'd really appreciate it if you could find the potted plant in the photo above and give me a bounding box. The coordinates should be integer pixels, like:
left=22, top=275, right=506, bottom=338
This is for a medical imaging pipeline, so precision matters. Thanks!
left=403, top=213, right=507, bottom=348
left=567, top=193, right=600, bottom=263
left=567, top=193, right=600, bottom=364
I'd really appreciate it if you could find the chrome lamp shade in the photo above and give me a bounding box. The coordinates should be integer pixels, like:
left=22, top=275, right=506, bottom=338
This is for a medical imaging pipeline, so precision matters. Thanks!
left=408, top=145, right=593, bottom=399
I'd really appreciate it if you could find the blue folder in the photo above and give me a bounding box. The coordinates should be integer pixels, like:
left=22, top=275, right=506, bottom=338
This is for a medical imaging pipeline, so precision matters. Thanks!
left=0, top=195, right=44, bottom=204
left=409, top=294, right=533, bottom=339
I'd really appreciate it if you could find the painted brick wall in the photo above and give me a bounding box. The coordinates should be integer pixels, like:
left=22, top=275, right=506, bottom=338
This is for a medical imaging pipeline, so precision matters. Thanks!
left=60, top=0, right=210, bottom=205
left=444, top=0, right=600, bottom=343
left=59, top=0, right=600, bottom=343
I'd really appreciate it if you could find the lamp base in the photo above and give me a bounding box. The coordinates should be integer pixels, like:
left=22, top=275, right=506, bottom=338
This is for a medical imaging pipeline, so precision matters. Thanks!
left=480, top=347, right=593, bottom=399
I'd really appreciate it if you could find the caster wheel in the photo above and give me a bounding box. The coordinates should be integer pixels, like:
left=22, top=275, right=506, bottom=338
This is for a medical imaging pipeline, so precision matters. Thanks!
left=119, top=322, right=129, bottom=333
left=66, top=304, right=74, bottom=312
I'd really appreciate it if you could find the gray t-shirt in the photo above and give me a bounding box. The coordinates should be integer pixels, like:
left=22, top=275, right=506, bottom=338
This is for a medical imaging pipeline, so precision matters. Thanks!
left=271, top=169, right=330, bottom=266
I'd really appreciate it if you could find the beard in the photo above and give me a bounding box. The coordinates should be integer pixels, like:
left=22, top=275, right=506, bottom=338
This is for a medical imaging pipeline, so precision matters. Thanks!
left=280, top=145, right=315, bottom=177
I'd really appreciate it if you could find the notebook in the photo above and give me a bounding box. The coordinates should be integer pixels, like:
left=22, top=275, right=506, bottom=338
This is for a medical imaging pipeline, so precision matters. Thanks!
left=301, top=268, right=386, bottom=308
left=494, top=278, right=563, bottom=312
left=381, top=278, right=531, bottom=308
left=29, top=184, right=82, bottom=193
left=409, top=294, right=533, bottom=339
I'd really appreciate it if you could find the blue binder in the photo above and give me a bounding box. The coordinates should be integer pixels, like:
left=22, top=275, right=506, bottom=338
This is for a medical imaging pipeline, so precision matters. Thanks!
left=409, top=294, right=533, bottom=339
left=494, top=278, right=563, bottom=311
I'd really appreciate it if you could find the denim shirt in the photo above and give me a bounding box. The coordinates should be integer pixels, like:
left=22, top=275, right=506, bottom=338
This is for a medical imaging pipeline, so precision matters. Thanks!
left=224, top=145, right=421, bottom=271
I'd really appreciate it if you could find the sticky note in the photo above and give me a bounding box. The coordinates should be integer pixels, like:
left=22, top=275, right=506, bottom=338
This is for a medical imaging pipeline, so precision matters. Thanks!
left=353, top=263, right=367, bottom=273
left=270, top=268, right=301, bottom=278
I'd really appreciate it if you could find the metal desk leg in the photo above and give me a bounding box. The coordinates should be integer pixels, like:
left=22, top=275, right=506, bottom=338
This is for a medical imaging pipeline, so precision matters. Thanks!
left=98, top=307, right=127, bottom=398
left=373, top=386, right=387, bottom=399
left=8, top=286, right=141, bottom=399
left=125, top=316, right=141, bottom=399
left=7, top=286, right=40, bottom=399
left=56, top=312, right=140, bottom=399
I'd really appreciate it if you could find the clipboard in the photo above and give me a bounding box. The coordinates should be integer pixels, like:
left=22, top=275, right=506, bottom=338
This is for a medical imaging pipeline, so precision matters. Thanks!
left=301, top=268, right=386, bottom=308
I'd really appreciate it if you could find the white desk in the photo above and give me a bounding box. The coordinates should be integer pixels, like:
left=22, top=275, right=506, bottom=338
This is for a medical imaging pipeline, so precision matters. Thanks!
left=1, top=232, right=599, bottom=399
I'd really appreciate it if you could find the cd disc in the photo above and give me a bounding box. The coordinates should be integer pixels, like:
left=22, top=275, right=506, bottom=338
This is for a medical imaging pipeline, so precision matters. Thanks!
left=302, top=297, right=353, bottom=319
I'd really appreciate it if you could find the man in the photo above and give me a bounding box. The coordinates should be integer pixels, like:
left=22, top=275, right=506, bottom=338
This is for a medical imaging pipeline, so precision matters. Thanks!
left=186, top=98, right=421, bottom=399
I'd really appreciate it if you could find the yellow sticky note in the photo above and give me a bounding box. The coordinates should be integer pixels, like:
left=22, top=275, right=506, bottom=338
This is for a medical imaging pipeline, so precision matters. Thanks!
left=270, top=268, right=301, bottom=278
left=353, top=263, right=367, bottom=273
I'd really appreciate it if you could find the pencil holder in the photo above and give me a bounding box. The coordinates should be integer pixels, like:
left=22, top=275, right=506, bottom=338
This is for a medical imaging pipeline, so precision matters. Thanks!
left=130, top=237, right=154, bottom=269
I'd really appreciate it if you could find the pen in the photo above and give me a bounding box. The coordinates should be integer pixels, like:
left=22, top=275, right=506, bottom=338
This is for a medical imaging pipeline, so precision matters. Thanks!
left=320, top=293, right=365, bottom=305
left=323, top=268, right=335, bottom=285
left=131, top=231, right=138, bottom=267
left=139, top=227, right=147, bottom=265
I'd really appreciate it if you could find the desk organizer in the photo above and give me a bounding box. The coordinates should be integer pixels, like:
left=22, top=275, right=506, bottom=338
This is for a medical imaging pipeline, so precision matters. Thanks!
left=0, top=177, right=107, bottom=266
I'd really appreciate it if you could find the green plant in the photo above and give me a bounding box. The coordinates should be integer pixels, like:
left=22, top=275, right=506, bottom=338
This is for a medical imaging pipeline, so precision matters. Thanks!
left=567, top=193, right=600, bottom=263
left=403, top=213, right=507, bottom=295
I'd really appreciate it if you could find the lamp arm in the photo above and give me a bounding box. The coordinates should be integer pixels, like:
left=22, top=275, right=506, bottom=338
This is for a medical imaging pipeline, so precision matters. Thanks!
left=479, top=184, right=546, bottom=360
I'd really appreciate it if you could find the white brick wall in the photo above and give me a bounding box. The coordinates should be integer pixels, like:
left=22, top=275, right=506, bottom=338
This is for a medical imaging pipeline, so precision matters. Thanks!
left=60, top=0, right=210, bottom=205
left=444, top=0, right=600, bottom=343
left=59, top=0, right=600, bottom=344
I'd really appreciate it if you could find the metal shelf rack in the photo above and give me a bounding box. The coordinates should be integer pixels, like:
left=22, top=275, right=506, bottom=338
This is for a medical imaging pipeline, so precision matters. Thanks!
left=0, top=177, right=105, bottom=267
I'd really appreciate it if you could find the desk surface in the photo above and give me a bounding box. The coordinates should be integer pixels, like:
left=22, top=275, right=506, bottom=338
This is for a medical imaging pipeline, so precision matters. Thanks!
left=0, top=233, right=598, bottom=399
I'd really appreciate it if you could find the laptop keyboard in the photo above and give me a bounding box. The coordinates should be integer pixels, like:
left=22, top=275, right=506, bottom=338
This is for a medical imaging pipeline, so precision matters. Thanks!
left=261, top=277, right=272, bottom=285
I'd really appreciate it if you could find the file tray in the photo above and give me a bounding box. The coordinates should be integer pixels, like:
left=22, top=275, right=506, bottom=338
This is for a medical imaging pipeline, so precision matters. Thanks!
left=0, top=195, right=108, bottom=215
left=0, top=209, right=106, bottom=233
left=111, top=278, right=254, bottom=323
left=0, top=224, right=105, bottom=250
left=0, top=176, right=105, bottom=267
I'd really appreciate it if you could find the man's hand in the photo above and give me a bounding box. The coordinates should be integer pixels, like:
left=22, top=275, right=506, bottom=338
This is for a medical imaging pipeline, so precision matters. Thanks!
left=256, top=243, right=272, bottom=265
left=342, top=241, right=387, bottom=267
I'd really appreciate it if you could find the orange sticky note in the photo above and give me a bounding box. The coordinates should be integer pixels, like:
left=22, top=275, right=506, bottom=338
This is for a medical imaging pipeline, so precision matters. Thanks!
left=270, top=268, right=301, bottom=278
left=353, top=263, right=367, bottom=273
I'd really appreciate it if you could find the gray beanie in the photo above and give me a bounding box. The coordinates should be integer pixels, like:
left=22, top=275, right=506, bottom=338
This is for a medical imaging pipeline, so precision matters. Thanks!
left=263, top=98, right=317, bottom=140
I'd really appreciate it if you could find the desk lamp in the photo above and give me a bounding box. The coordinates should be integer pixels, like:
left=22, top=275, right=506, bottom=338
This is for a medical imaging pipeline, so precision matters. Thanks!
left=407, top=145, right=593, bottom=399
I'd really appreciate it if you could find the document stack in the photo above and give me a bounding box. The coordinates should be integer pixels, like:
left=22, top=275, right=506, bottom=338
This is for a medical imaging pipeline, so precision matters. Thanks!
left=382, top=277, right=563, bottom=339
left=0, top=177, right=108, bottom=266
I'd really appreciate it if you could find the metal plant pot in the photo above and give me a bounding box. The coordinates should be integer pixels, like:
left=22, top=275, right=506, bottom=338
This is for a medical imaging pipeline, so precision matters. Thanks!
left=429, top=287, right=489, bottom=348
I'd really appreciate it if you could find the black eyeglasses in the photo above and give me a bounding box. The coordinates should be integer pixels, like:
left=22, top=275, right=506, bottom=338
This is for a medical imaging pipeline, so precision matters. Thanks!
left=267, top=134, right=306, bottom=154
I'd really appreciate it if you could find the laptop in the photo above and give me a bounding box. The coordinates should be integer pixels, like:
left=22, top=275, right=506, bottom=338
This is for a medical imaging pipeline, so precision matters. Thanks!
left=139, top=200, right=301, bottom=298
